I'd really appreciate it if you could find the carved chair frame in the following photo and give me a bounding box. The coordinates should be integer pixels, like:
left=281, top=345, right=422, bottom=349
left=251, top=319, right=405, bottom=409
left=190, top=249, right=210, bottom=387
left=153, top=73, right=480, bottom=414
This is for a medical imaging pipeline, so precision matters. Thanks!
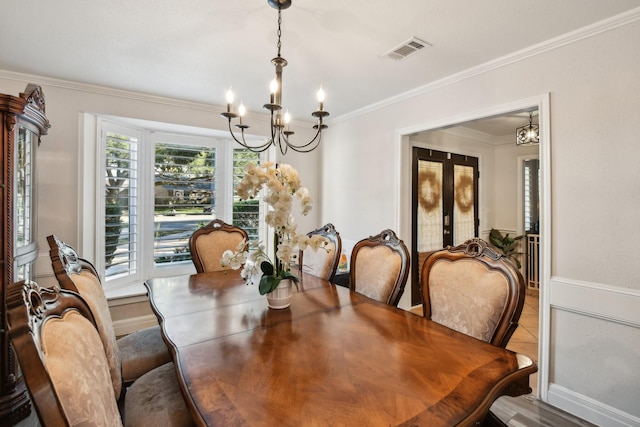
left=6, top=281, right=101, bottom=426
left=188, top=219, right=249, bottom=273
left=420, top=238, right=526, bottom=348
left=298, top=223, right=342, bottom=282
left=349, top=229, right=410, bottom=307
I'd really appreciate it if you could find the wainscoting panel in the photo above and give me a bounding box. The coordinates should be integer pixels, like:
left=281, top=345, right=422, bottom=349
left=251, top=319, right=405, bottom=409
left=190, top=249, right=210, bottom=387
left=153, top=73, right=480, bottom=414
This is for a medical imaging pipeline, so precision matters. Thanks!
left=548, top=277, right=640, bottom=427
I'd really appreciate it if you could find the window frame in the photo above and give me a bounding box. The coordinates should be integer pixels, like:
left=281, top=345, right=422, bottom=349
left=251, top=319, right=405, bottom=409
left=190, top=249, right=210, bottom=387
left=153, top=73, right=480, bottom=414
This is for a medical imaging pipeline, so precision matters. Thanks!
left=144, top=131, right=229, bottom=279
left=98, top=119, right=144, bottom=288
left=516, top=153, right=540, bottom=236
left=81, top=114, right=268, bottom=294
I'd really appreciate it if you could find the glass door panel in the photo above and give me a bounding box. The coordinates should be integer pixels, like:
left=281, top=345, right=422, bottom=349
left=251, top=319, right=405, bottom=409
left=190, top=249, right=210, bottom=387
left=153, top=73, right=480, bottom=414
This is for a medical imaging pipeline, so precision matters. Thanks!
left=453, top=164, right=476, bottom=245
left=14, top=125, right=37, bottom=281
left=411, top=148, right=479, bottom=305
left=417, top=160, right=444, bottom=253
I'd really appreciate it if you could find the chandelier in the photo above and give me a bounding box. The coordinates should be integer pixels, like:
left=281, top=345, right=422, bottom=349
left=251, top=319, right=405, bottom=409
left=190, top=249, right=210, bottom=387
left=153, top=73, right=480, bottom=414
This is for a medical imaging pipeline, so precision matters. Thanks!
left=516, top=112, right=539, bottom=146
left=221, top=0, right=329, bottom=155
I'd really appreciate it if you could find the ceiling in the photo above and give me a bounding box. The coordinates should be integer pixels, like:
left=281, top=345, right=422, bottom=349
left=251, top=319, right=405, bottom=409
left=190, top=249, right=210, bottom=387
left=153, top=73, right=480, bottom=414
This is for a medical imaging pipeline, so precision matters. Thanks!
left=1, top=0, right=639, bottom=131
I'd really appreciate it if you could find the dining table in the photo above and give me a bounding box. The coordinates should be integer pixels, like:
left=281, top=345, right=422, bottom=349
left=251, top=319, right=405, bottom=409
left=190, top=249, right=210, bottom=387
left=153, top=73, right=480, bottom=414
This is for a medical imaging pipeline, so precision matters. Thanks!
left=145, top=270, right=537, bottom=427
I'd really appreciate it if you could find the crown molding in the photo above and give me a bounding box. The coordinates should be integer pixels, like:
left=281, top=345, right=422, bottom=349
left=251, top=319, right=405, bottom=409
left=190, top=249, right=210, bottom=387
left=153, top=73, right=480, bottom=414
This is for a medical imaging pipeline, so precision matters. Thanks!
left=333, top=7, right=640, bottom=124
left=0, top=69, right=218, bottom=112
left=2, top=7, right=639, bottom=124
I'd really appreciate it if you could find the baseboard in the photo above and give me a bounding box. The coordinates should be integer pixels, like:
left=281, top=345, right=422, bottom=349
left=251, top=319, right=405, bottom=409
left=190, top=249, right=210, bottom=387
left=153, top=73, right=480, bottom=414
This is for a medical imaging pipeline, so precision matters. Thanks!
left=113, top=314, right=158, bottom=337
left=548, top=383, right=640, bottom=427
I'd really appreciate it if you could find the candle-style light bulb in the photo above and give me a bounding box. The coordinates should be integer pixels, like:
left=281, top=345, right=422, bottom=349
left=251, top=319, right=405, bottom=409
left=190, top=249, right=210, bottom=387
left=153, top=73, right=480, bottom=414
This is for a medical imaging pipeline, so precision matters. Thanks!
left=226, top=88, right=234, bottom=113
left=270, top=79, right=278, bottom=104
left=317, top=86, right=325, bottom=111
left=284, top=110, right=291, bottom=130
left=238, top=103, right=246, bottom=124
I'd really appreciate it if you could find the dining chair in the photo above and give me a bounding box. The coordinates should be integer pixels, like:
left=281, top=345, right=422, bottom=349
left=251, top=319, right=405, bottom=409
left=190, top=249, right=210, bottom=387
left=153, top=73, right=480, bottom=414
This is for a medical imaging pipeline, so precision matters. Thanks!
left=6, top=280, right=194, bottom=426
left=349, top=229, right=410, bottom=307
left=420, top=238, right=526, bottom=348
left=189, top=219, right=249, bottom=273
left=298, top=223, right=342, bottom=282
left=47, top=235, right=172, bottom=398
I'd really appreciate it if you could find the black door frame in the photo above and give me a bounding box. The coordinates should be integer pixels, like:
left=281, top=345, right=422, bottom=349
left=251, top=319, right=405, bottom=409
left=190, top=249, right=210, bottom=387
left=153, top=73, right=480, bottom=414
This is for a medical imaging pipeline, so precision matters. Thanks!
left=410, top=147, right=479, bottom=305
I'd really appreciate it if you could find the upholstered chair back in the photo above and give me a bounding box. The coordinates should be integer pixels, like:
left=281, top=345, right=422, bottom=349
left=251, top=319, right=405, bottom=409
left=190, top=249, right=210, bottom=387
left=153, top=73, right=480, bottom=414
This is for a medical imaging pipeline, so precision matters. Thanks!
left=47, top=234, right=123, bottom=399
left=47, top=234, right=172, bottom=389
left=350, top=229, right=410, bottom=307
left=299, top=223, right=342, bottom=282
left=420, top=238, right=526, bottom=348
left=189, top=219, right=249, bottom=272
left=7, top=281, right=124, bottom=426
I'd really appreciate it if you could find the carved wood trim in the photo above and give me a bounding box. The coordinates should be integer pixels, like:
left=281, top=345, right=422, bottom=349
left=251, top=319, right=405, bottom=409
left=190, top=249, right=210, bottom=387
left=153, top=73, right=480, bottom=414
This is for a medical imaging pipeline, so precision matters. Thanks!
left=420, top=238, right=527, bottom=348
left=1, top=84, right=49, bottom=424
left=188, top=219, right=249, bottom=273
left=349, top=228, right=411, bottom=307
left=298, top=222, right=342, bottom=282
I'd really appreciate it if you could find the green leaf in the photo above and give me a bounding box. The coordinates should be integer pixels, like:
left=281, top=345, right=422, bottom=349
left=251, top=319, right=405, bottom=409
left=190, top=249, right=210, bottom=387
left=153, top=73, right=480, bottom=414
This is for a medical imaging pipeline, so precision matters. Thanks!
left=280, top=271, right=298, bottom=282
left=280, top=271, right=299, bottom=290
left=260, top=261, right=274, bottom=276
left=489, top=229, right=504, bottom=248
left=259, top=275, right=280, bottom=295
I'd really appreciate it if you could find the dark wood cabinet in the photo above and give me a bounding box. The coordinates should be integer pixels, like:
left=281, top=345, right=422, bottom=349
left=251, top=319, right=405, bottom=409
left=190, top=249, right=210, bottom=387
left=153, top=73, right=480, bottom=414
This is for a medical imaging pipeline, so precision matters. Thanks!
left=0, top=84, right=49, bottom=425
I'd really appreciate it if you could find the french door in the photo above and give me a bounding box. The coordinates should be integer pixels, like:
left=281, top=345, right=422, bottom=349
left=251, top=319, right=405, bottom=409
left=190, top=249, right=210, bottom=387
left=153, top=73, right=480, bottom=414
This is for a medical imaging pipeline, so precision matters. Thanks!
left=411, top=147, right=479, bottom=304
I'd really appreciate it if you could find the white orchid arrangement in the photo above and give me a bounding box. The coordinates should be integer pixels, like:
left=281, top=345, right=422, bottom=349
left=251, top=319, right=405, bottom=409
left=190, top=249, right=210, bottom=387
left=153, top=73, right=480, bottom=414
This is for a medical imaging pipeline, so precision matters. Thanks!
left=221, top=162, right=327, bottom=295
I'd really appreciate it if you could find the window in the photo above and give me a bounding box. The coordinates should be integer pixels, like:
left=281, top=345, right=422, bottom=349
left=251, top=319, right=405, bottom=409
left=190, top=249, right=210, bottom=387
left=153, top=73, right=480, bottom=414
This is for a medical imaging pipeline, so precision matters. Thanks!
left=232, top=150, right=261, bottom=240
left=91, top=117, right=263, bottom=291
left=523, top=158, right=540, bottom=234
left=153, top=142, right=216, bottom=267
left=104, top=128, right=140, bottom=282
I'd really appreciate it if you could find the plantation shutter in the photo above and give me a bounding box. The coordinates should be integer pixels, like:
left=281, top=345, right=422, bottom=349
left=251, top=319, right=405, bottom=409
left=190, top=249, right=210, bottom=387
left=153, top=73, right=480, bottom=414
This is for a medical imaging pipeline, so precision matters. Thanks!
left=232, top=149, right=261, bottom=241
left=103, top=127, right=140, bottom=282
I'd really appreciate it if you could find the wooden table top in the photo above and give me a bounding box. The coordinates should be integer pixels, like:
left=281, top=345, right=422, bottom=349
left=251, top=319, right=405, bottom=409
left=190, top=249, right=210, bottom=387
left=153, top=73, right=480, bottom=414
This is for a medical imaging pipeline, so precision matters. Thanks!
left=145, top=270, right=536, bottom=427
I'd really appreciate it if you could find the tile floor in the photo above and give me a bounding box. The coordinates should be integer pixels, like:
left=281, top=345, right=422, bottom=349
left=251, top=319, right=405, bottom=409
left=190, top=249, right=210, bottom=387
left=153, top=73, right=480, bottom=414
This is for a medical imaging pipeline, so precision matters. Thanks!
left=506, top=290, right=540, bottom=395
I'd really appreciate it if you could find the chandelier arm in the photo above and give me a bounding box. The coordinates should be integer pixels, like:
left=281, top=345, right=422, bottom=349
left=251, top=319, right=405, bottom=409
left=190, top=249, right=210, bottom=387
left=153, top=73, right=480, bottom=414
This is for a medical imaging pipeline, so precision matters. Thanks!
left=270, top=110, right=279, bottom=142
left=281, top=126, right=323, bottom=153
left=276, top=131, right=289, bottom=156
left=226, top=119, right=273, bottom=153
left=223, top=0, right=328, bottom=155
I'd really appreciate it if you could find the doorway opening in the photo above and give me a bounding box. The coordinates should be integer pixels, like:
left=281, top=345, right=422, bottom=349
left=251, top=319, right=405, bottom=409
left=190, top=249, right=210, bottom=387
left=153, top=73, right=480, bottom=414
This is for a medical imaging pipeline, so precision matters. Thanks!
left=397, top=94, right=550, bottom=399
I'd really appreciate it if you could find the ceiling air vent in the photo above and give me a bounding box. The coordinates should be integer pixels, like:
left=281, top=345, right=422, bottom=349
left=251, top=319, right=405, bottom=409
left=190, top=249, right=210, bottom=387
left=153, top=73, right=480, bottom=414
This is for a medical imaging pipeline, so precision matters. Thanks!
left=383, top=37, right=431, bottom=61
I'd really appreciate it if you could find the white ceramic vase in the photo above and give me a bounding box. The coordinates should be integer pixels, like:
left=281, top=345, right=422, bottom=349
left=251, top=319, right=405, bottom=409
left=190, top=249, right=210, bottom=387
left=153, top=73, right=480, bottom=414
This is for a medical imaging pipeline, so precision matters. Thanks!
left=266, top=279, right=293, bottom=309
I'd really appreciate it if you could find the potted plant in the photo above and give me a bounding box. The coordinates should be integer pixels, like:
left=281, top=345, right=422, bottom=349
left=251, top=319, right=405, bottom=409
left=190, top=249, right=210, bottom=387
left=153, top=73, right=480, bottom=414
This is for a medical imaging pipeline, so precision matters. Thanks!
left=489, top=228, right=524, bottom=269
left=221, top=162, right=327, bottom=308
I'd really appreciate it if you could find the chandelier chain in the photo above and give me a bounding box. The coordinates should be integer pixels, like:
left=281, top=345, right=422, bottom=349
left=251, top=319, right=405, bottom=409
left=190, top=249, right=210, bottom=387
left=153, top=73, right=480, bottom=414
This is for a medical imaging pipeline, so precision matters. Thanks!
left=277, top=7, right=282, bottom=58
left=221, top=0, right=329, bottom=155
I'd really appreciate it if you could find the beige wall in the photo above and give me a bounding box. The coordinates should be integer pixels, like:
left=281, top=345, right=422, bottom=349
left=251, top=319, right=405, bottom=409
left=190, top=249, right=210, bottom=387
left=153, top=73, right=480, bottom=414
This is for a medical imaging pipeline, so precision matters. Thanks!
left=0, top=75, right=325, bottom=341
left=2, top=10, right=639, bottom=427
left=0, top=76, right=323, bottom=286
left=320, top=15, right=640, bottom=427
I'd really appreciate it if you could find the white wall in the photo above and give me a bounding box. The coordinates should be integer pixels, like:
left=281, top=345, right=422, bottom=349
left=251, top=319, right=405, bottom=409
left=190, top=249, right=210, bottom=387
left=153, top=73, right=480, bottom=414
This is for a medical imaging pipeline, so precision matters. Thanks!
left=2, top=9, right=639, bottom=426
left=493, top=142, right=539, bottom=233
left=0, top=75, right=323, bottom=285
left=320, top=14, right=640, bottom=427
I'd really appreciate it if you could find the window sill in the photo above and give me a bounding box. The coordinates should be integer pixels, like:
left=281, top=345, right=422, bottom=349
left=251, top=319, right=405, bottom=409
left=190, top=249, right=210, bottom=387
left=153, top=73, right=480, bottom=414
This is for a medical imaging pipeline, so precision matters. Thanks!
left=105, top=282, right=149, bottom=306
